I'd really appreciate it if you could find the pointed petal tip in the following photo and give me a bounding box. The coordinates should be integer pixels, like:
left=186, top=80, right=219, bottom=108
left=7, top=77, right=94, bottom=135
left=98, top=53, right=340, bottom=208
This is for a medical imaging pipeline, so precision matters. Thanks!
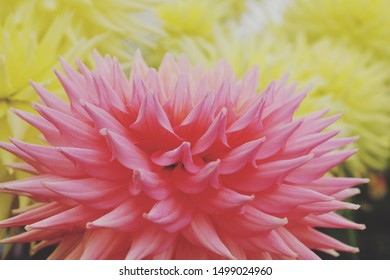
left=9, top=107, right=17, bottom=114
left=24, top=225, right=33, bottom=231
left=352, top=247, right=360, bottom=253
left=353, top=188, right=361, bottom=195
left=133, top=169, right=140, bottom=176
left=99, top=128, right=108, bottom=136
left=349, top=203, right=361, bottom=210
left=79, top=99, right=86, bottom=106
left=327, top=249, right=340, bottom=257
left=134, top=49, right=142, bottom=56
left=351, top=135, right=359, bottom=141
left=86, top=222, right=94, bottom=229
left=335, top=112, right=343, bottom=119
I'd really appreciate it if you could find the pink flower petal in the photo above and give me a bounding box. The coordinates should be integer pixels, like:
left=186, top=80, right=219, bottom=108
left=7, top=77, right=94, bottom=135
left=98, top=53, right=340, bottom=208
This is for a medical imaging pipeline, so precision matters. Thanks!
left=182, top=212, right=235, bottom=259
left=125, top=225, right=178, bottom=259
left=144, top=194, right=194, bottom=232
left=88, top=197, right=147, bottom=231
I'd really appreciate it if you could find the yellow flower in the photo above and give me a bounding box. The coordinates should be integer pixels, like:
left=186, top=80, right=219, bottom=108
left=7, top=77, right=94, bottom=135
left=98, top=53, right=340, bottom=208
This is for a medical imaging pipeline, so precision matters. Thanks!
left=180, top=32, right=390, bottom=176
left=281, top=0, right=390, bottom=63
left=0, top=4, right=95, bottom=143
left=0, top=0, right=161, bottom=63
left=144, top=0, right=253, bottom=67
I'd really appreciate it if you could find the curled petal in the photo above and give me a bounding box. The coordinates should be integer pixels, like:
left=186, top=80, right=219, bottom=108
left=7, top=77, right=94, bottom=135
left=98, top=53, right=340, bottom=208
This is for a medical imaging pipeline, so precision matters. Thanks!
left=151, top=142, right=203, bottom=173
left=195, top=187, right=254, bottom=214
left=173, top=160, right=220, bottom=194
left=132, top=169, right=173, bottom=200
left=101, top=129, right=151, bottom=170
left=192, top=108, right=229, bottom=155
left=144, top=194, right=194, bottom=232
left=87, top=197, right=148, bottom=231
left=219, top=138, right=265, bottom=174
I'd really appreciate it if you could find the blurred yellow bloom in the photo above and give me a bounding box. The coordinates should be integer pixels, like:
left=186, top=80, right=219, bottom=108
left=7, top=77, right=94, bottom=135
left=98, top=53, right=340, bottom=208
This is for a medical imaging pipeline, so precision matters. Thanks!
left=180, top=32, right=390, bottom=176
left=0, top=4, right=95, bottom=150
left=281, top=0, right=390, bottom=63
left=0, top=0, right=161, bottom=63
left=144, top=0, right=253, bottom=66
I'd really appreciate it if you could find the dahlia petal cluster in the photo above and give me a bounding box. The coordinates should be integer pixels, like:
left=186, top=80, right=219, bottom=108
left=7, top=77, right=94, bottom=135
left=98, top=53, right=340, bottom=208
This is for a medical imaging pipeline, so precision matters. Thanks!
left=180, top=32, right=390, bottom=176
left=0, top=52, right=365, bottom=259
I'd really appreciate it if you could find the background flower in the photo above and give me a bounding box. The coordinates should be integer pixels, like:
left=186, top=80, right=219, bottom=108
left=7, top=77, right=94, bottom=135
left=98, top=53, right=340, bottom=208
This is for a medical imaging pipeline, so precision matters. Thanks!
left=0, top=0, right=161, bottom=63
left=281, top=0, right=390, bottom=64
left=0, top=52, right=364, bottom=259
left=142, top=0, right=261, bottom=67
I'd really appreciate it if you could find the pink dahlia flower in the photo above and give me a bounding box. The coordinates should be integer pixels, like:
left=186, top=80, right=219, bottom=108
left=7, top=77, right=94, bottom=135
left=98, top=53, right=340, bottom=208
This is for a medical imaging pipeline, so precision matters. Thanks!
left=0, top=51, right=366, bottom=259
